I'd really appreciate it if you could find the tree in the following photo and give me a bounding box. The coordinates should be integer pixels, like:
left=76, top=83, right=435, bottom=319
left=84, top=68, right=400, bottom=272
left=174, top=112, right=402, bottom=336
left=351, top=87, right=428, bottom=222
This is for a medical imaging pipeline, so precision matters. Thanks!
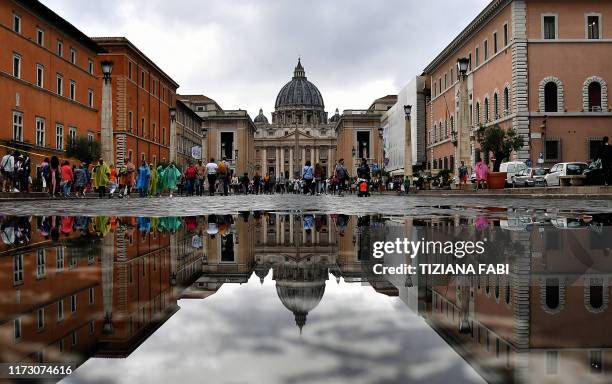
left=66, top=136, right=101, bottom=164
left=476, top=124, right=523, bottom=172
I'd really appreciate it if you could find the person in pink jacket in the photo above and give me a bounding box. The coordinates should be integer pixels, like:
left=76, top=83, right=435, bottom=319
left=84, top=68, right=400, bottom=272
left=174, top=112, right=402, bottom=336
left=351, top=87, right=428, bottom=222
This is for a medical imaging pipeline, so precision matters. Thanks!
left=475, top=158, right=489, bottom=190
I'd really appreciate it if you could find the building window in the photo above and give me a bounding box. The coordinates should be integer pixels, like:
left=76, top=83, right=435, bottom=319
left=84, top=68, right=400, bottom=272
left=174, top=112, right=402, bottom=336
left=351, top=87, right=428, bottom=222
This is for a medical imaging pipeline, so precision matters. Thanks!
left=56, top=74, right=63, bottom=95
left=162, top=127, right=166, bottom=145
left=13, top=254, right=24, bottom=284
left=13, top=111, right=23, bottom=142
left=88, top=59, right=94, bottom=75
left=544, top=82, right=559, bottom=112
left=68, top=126, right=77, bottom=146
left=545, top=139, right=561, bottom=162
left=56, top=124, right=64, bottom=150
left=583, top=76, right=608, bottom=112
left=71, top=294, right=77, bottom=313
left=141, top=71, right=145, bottom=88
left=57, top=40, right=63, bottom=57
left=57, top=300, right=64, bottom=322
left=475, top=102, right=481, bottom=125
left=504, top=87, right=510, bottom=115
left=589, top=138, right=603, bottom=161
left=36, top=248, right=46, bottom=278
left=88, top=89, right=94, bottom=107
left=69, top=81, right=76, bottom=101
left=37, top=29, right=45, bottom=46
left=444, top=74, right=447, bottom=90
left=475, top=46, right=480, bottom=66
left=543, top=15, right=557, bottom=39
left=14, top=318, right=22, bottom=341
left=128, top=111, right=133, bottom=132
left=588, top=82, right=602, bottom=111
left=587, top=15, right=601, bottom=40
left=37, top=308, right=45, bottom=329
left=13, top=13, right=21, bottom=33
left=56, top=247, right=64, bottom=270
left=128, top=62, right=133, bottom=80
left=88, top=287, right=94, bottom=304
left=468, top=53, right=472, bottom=70
left=484, top=98, right=490, bottom=122
left=153, top=122, right=157, bottom=141
left=503, top=23, right=509, bottom=46
left=36, top=64, right=44, bottom=87
left=493, top=32, right=498, bottom=54
left=36, top=117, right=45, bottom=146
left=70, top=48, right=76, bottom=65
left=88, top=133, right=94, bottom=143
left=483, top=40, right=488, bottom=61
left=12, top=54, right=21, bottom=78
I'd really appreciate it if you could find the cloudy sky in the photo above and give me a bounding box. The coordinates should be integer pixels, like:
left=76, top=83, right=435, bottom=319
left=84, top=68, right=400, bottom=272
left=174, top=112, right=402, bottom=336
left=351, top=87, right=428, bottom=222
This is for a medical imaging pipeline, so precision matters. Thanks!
left=43, top=0, right=490, bottom=119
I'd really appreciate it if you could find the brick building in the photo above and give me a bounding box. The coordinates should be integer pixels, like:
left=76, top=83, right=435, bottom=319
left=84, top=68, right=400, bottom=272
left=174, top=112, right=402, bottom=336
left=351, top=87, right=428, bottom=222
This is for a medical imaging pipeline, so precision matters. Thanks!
left=423, top=0, right=612, bottom=172
left=93, top=37, right=179, bottom=167
left=0, top=0, right=104, bottom=165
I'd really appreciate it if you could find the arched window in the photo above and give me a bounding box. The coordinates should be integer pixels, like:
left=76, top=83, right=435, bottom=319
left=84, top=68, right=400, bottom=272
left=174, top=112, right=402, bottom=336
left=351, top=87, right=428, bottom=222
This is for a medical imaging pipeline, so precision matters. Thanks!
left=493, top=93, right=499, bottom=119
left=450, top=116, right=454, bottom=133
left=589, top=82, right=602, bottom=111
left=433, top=159, right=438, bottom=169
left=545, top=278, right=560, bottom=310
left=544, top=82, right=558, bottom=112
left=503, top=88, right=510, bottom=115
left=484, top=98, right=490, bottom=122
left=590, top=284, right=604, bottom=309
left=445, top=120, right=448, bottom=137
left=505, top=280, right=511, bottom=305
left=475, top=102, right=481, bottom=124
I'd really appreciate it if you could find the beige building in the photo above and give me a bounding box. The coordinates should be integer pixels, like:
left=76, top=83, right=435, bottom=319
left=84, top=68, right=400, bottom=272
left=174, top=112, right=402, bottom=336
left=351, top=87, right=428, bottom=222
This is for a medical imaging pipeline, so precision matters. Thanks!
left=172, top=99, right=204, bottom=168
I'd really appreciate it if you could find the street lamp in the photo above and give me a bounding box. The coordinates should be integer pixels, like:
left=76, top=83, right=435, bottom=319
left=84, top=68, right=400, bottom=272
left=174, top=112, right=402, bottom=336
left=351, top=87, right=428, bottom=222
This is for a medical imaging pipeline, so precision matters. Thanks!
left=404, top=105, right=413, bottom=177
left=169, top=107, right=176, bottom=121
left=352, top=146, right=356, bottom=157
left=234, top=149, right=239, bottom=160
left=101, top=60, right=113, bottom=82
left=451, top=130, right=458, bottom=146
left=457, top=57, right=470, bottom=78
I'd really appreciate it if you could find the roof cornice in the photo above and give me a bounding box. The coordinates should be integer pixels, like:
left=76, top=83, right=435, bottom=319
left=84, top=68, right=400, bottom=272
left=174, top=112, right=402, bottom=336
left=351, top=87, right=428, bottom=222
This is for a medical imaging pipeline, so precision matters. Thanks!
left=423, top=0, right=512, bottom=74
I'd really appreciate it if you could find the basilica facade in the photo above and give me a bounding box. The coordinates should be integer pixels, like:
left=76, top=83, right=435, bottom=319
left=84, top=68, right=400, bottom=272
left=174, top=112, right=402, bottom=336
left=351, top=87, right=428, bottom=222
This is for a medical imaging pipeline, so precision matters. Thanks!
left=253, top=60, right=340, bottom=179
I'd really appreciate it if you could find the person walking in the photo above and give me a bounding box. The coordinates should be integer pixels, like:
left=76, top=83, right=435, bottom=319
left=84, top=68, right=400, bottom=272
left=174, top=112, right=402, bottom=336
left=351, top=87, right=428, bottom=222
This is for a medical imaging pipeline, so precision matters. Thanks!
left=156, top=164, right=166, bottom=196
left=196, top=160, right=205, bottom=196
left=303, top=161, right=315, bottom=195
left=39, top=157, right=50, bottom=193
left=73, top=163, right=88, bottom=198
left=148, top=164, right=158, bottom=197
left=217, top=157, right=230, bottom=196
left=184, top=163, right=197, bottom=196
left=335, top=159, right=348, bottom=196
left=93, top=158, right=110, bottom=198
left=20, top=153, right=31, bottom=192
left=458, top=161, right=468, bottom=188
left=597, top=136, right=612, bottom=186
left=263, top=172, right=271, bottom=194
left=165, top=162, right=181, bottom=197
left=49, top=156, right=60, bottom=197
left=475, top=158, right=489, bottom=190
left=205, top=158, right=218, bottom=196
left=314, top=163, right=323, bottom=194
left=1, top=150, right=15, bottom=192
left=60, top=160, right=73, bottom=197
left=136, top=160, right=151, bottom=198
left=108, top=164, right=118, bottom=198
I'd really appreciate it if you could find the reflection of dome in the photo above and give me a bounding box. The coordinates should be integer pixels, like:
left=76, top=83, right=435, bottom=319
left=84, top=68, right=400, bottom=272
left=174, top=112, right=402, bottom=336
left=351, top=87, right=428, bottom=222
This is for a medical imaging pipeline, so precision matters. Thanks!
left=274, top=263, right=328, bottom=332
left=254, top=262, right=271, bottom=284
left=254, top=108, right=269, bottom=125
left=275, top=59, right=324, bottom=110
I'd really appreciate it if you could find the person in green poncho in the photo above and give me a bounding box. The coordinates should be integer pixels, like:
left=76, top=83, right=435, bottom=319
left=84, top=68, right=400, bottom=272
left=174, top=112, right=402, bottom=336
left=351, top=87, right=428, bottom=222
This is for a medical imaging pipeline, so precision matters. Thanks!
left=148, top=164, right=158, bottom=197
left=156, top=165, right=166, bottom=196
left=165, top=162, right=181, bottom=197
left=93, top=158, right=110, bottom=198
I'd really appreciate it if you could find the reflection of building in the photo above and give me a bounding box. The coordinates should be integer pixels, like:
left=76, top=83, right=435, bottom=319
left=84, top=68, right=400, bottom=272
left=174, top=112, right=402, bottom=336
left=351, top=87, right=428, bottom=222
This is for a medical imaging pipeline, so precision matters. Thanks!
left=377, top=213, right=612, bottom=383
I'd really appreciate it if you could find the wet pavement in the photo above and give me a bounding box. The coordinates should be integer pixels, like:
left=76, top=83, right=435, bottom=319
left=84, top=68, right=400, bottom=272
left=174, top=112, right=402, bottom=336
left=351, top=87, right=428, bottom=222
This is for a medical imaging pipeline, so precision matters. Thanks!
left=1, top=198, right=612, bottom=383
left=0, top=194, right=611, bottom=217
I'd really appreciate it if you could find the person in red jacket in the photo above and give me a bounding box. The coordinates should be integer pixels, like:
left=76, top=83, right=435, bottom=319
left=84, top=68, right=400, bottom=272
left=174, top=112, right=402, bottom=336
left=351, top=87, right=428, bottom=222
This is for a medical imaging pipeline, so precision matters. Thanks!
left=60, top=160, right=74, bottom=197
left=184, top=163, right=197, bottom=196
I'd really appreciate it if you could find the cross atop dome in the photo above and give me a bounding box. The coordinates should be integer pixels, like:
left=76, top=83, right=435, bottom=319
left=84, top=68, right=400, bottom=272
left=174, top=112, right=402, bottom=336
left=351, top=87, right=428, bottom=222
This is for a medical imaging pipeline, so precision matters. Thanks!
left=293, top=58, right=306, bottom=78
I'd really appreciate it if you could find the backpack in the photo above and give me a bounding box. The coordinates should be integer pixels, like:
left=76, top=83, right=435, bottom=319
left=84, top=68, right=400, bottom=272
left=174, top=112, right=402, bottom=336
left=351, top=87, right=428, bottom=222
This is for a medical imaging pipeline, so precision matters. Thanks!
left=303, top=166, right=314, bottom=179
left=218, top=161, right=228, bottom=174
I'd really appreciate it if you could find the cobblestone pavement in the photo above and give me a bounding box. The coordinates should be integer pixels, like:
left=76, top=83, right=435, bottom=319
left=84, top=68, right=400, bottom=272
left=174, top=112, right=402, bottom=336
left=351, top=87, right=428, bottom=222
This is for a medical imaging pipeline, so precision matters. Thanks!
left=0, top=194, right=611, bottom=217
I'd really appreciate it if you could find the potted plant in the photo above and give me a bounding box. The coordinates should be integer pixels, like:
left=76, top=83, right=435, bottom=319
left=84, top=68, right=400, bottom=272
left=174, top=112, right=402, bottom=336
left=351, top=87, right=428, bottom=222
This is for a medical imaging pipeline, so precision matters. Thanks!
left=475, top=124, right=524, bottom=189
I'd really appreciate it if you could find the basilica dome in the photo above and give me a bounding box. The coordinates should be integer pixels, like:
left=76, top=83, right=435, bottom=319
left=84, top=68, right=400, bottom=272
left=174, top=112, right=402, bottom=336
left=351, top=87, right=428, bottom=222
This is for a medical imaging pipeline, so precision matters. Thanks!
left=275, top=59, right=325, bottom=110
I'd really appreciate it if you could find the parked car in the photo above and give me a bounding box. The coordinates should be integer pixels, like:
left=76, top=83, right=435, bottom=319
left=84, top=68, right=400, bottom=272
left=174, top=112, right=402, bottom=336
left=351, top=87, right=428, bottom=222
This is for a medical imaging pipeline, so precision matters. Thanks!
left=512, top=167, right=549, bottom=187
left=544, top=162, right=588, bottom=186
left=499, top=161, right=527, bottom=186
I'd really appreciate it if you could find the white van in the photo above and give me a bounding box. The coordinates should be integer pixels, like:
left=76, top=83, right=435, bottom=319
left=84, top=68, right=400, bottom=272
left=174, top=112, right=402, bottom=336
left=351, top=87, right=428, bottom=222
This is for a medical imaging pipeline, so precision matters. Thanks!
left=499, top=161, right=527, bottom=186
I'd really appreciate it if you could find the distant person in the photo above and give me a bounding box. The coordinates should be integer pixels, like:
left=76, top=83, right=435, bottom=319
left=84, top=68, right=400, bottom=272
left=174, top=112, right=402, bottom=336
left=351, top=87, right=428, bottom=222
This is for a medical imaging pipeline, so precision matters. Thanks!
left=205, top=157, right=218, bottom=196
left=475, top=158, right=489, bottom=190
left=597, top=136, right=612, bottom=186
left=458, top=161, right=468, bottom=187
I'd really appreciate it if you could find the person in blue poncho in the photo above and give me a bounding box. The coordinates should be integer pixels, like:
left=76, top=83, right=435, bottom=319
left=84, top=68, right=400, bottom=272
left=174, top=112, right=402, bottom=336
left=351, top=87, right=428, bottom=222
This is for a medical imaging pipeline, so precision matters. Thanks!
left=136, top=160, right=151, bottom=198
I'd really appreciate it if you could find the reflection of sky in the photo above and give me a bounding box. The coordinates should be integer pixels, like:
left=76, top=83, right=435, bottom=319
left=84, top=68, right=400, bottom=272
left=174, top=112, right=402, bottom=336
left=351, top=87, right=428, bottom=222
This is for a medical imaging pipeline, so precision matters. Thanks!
left=64, top=275, right=485, bottom=384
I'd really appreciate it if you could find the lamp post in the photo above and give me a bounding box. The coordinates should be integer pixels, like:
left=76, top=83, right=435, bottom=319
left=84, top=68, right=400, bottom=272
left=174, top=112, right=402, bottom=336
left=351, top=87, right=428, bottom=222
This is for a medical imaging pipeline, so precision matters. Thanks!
left=169, top=107, right=177, bottom=164
left=457, top=58, right=471, bottom=176
left=201, top=128, right=208, bottom=163
left=404, top=105, right=413, bottom=177
left=100, top=60, right=114, bottom=165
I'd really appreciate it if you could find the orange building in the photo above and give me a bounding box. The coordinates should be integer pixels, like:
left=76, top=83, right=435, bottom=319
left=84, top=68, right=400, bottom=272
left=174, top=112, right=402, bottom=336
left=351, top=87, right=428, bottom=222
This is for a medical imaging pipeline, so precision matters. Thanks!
left=423, top=0, right=612, bottom=171
left=0, top=0, right=104, bottom=165
left=93, top=37, right=179, bottom=167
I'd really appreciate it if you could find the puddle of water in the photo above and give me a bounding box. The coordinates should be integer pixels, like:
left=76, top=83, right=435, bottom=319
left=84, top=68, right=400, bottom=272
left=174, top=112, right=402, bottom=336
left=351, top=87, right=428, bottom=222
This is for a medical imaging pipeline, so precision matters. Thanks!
left=1, top=209, right=611, bottom=384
